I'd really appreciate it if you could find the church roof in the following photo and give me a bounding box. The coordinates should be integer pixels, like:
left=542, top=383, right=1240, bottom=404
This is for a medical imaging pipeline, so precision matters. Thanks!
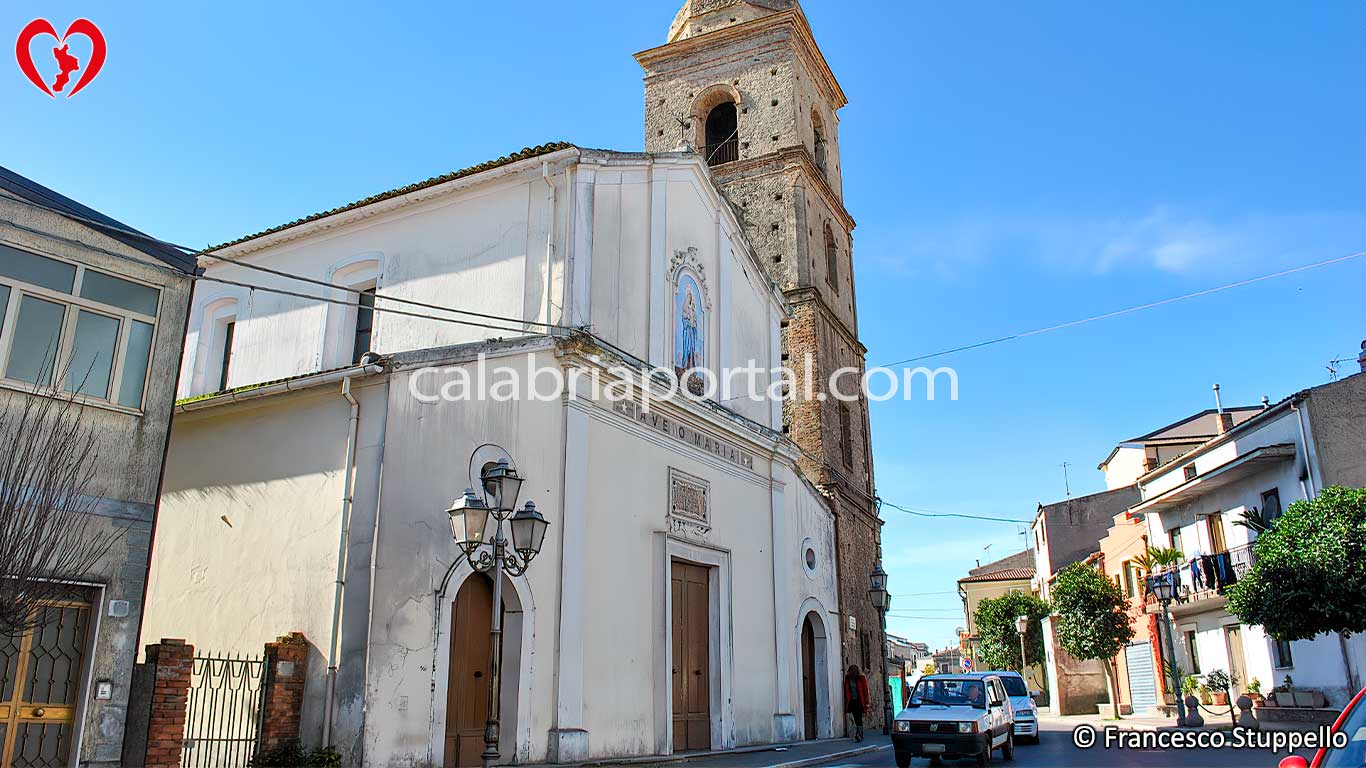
left=209, top=142, right=574, bottom=252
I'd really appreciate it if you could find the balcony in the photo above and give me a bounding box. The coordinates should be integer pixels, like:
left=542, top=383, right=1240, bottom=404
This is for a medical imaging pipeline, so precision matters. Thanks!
left=704, top=138, right=738, bottom=166
left=1144, top=543, right=1255, bottom=617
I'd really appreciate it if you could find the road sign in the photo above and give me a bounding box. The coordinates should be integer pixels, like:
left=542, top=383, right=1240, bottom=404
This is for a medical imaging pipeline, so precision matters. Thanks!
left=961, top=657, right=973, bottom=671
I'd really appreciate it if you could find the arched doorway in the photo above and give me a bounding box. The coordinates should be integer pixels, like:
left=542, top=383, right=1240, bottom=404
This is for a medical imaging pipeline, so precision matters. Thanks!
left=445, top=575, right=498, bottom=768
left=801, top=615, right=818, bottom=739
left=704, top=102, right=738, bottom=165
left=798, top=608, right=831, bottom=740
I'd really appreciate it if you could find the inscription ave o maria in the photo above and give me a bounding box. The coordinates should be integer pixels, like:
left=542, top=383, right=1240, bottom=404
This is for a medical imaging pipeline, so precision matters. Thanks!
left=611, top=400, right=756, bottom=472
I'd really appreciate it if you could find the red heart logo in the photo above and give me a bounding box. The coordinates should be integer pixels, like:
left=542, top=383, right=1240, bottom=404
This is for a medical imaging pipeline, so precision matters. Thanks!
left=15, top=19, right=106, bottom=98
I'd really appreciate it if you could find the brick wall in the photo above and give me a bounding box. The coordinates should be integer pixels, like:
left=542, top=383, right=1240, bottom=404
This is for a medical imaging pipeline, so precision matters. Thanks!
left=143, top=638, right=194, bottom=768
left=259, top=632, right=310, bottom=751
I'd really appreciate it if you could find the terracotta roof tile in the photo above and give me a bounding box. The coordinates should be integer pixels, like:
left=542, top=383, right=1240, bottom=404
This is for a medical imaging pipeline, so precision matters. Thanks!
left=958, top=567, right=1035, bottom=584
left=210, top=142, right=575, bottom=252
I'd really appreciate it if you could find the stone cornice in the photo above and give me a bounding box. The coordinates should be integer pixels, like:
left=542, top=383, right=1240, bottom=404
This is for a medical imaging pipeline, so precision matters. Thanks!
left=784, top=286, right=868, bottom=357
left=635, top=8, right=847, bottom=111
left=714, top=146, right=855, bottom=233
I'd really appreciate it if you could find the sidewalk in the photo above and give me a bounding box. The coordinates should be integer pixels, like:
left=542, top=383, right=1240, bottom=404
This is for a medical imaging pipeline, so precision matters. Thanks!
left=1040, top=711, right=1237, bottom=731
left=543, top=736, right=889, bottom=768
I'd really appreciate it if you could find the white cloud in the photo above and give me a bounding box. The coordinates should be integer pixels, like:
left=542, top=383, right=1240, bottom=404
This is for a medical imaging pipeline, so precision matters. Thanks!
left=864, top=207, right=1366, bottom=278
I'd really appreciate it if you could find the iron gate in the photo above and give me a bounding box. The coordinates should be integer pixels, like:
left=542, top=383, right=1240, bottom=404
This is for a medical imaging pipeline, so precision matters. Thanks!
left=181, top=652, right=266, bottom=767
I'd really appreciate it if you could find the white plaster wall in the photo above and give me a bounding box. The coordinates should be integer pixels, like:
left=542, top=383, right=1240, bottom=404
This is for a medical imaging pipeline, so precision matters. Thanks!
left=180, top=166, right=568, bottom=398
left=361, top=350, right=567, bottom=767
left=1103, top=447, right=1147, bottom=490
left=142, top=379, right=388, bottom=747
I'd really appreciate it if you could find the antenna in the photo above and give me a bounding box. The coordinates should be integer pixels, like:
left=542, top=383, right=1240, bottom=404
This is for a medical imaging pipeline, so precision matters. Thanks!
left=1327, top=355, right=1354, bottom=381
left=1060, top=461, right=1072, bottom=498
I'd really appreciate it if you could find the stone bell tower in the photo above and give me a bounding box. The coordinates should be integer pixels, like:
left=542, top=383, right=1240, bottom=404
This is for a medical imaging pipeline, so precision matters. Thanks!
left=637, top=0, right=886, bottom=728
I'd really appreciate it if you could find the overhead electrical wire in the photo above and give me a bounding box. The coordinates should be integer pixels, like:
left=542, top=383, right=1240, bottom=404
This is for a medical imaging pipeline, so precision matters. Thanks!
left=878, top=249, right=1366, bottom=368
left=879, top=500, right=1031, bottom=525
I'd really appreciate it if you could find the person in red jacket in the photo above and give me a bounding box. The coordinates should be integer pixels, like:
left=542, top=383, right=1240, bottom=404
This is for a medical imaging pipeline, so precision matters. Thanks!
left=844, top=665, right=871, bottom=741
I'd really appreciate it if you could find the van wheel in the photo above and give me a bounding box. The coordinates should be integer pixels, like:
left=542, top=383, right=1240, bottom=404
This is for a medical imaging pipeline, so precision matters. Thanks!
left=1002, top=732, right=1015, bottom=761
left=976, top=745, right=991, bottom=767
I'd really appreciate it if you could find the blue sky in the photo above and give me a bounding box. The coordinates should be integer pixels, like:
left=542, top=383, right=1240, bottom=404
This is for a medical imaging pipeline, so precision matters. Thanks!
left=5, top=1, right=1365, bottom=650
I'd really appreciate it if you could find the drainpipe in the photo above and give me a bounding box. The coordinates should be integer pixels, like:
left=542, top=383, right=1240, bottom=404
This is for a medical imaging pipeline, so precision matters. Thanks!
left=324, top=376, right=362, bottom=747
left=1292, top=398, right=1318, bottom=497
left=542, top=161, right=557, bottom=332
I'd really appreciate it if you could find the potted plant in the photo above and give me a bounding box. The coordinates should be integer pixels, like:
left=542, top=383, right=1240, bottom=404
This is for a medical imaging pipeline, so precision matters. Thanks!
left=1205, top=669, right=1236, bottom=707
left=1267, top=675, right=1293, bottom=707
left=1247, top=677, right=1265, bottom=705
left=1182, top=674, right=1200, bottom=702
left=1198, top=682, right=1212, bottom=706
left=1162, top=660, right=1185, bottom=705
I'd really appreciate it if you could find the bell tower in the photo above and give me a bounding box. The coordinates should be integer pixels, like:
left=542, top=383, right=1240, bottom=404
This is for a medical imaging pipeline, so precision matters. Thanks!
left=637, top=0, right=885, bottom=729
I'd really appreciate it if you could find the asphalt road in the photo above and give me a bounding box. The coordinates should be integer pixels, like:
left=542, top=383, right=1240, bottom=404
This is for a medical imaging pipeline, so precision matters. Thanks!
left=811, top=719, right=1311, bottom=768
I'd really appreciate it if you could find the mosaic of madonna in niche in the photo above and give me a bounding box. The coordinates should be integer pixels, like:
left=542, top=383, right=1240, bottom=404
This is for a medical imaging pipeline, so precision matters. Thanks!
left=670, top=247, right=709, bottom=394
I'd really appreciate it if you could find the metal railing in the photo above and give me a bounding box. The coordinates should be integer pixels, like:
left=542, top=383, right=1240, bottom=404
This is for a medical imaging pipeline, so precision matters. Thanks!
left=182, top=652, right=266, bottom=767
left=704, top=138, right=738, bottom=166
left=1148, top=543, right=1255, bottom=598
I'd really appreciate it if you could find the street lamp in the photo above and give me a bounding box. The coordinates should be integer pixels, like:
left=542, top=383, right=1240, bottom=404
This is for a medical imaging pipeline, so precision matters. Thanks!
left=1015, top=615, right=1030, bottom=674
left=1149, top=575, right=1188, bottom=727
left=869, top=562, right=892, bottom=734
left=445, top=452, right=551, bottom=768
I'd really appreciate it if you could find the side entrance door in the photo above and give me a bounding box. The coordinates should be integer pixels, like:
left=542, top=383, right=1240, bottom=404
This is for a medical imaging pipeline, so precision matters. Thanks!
left=1224, top=626, right=1248, bottom=692
left=446, top=576, right=495, bottom=768
left=671, top=561, right=711, bottom=752
left=801, top=616, right=817, bottom=739
left=0, top=602, right=91, bottom=768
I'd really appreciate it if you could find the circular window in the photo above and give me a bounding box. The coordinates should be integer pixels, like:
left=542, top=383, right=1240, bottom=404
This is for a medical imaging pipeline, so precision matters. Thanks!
left=801, top=537, right=818, bottom=577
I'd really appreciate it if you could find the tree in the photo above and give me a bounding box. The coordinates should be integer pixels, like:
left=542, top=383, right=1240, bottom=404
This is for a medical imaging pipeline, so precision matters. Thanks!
left=0, top=376, right=121, bottom=636
left=1049, top=562, right=1135, bottom=719
left=973, top=591, right=1050, bottom=676
left=1226, top=486, right=1366, bottom=694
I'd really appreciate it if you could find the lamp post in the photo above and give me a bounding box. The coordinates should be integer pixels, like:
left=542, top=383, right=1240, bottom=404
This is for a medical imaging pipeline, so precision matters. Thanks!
left=447, top=455, right=551, bottom=768
left=868, top=562, right=891, bottom=734
left=1015, top=615, right=1030, bottom=675
left=1149, top=575, right=1188, bottom=727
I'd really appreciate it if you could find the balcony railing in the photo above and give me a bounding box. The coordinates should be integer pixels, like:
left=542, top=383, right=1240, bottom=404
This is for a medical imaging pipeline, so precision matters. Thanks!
left=704, top=138, right=738, bottom=166
left=1146, top=543, right=1255, bottom=603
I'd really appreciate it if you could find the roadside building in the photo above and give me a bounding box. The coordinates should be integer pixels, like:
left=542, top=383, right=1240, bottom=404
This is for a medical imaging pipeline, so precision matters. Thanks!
left=1133, top=373, right=1366, bottom=707
left=955, top=551, right=1039, bottom=688
left=1030, top=487, right=1139, bottom=714
left=0, top=167, right=194, bottom=767
left=1098, top=405, right=1263, bottom=490
left=1094, top=401, right=1263, bottom=716
left=932, top=647, right=964, bottom=675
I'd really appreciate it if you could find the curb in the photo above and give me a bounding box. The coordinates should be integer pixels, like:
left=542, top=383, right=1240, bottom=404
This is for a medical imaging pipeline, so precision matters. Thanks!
left=766, top=743, right=887, bottom=768
left=557, top=740, right=887, bottom=768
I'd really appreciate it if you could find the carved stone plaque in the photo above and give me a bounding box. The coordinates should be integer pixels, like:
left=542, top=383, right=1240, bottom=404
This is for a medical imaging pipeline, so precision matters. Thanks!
left=668, top=468, right=711, bottom=537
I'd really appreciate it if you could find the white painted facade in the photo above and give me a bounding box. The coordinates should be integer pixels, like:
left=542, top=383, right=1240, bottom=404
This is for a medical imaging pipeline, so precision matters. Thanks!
left=142, top=147, right=843, bottom=766
left=1135, top=401, right=1366, bottom=706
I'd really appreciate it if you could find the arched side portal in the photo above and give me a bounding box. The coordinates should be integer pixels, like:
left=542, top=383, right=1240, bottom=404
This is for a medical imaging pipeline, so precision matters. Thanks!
left=795, top=597, right=835, bottom=740
left=432, top=562, right=536, bottom=766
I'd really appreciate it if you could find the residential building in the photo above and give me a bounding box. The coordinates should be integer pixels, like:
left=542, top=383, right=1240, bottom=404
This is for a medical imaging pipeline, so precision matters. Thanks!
left=1094, top=497, right=1163, bottom=715
left=1030, top=487, right=1138, bottom=714
left=932, top=647, right=964, bottom=675
left=955, top=550, right=1040, bottom=687
left=0, top=167, right=194, bottom=767
left=1098, top=405, right=1262, bottom=490
left=1134, top=373, right=1366, bottom=706
left=140, top=3, right=883, bottom=763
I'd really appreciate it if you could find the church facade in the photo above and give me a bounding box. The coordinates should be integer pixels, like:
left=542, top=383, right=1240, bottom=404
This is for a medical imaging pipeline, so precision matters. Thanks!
left=639, top=0, right=886, bottom=724
left=139, top=3, right=882, bottom=766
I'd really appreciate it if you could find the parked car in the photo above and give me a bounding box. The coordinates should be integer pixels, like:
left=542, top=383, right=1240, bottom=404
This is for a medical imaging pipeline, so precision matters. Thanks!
left=980, top=670, right=1039, bottom=744
left=893, top=673, right=1015, bottom=767
left=1279, top=686, right=1366, bottom=768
